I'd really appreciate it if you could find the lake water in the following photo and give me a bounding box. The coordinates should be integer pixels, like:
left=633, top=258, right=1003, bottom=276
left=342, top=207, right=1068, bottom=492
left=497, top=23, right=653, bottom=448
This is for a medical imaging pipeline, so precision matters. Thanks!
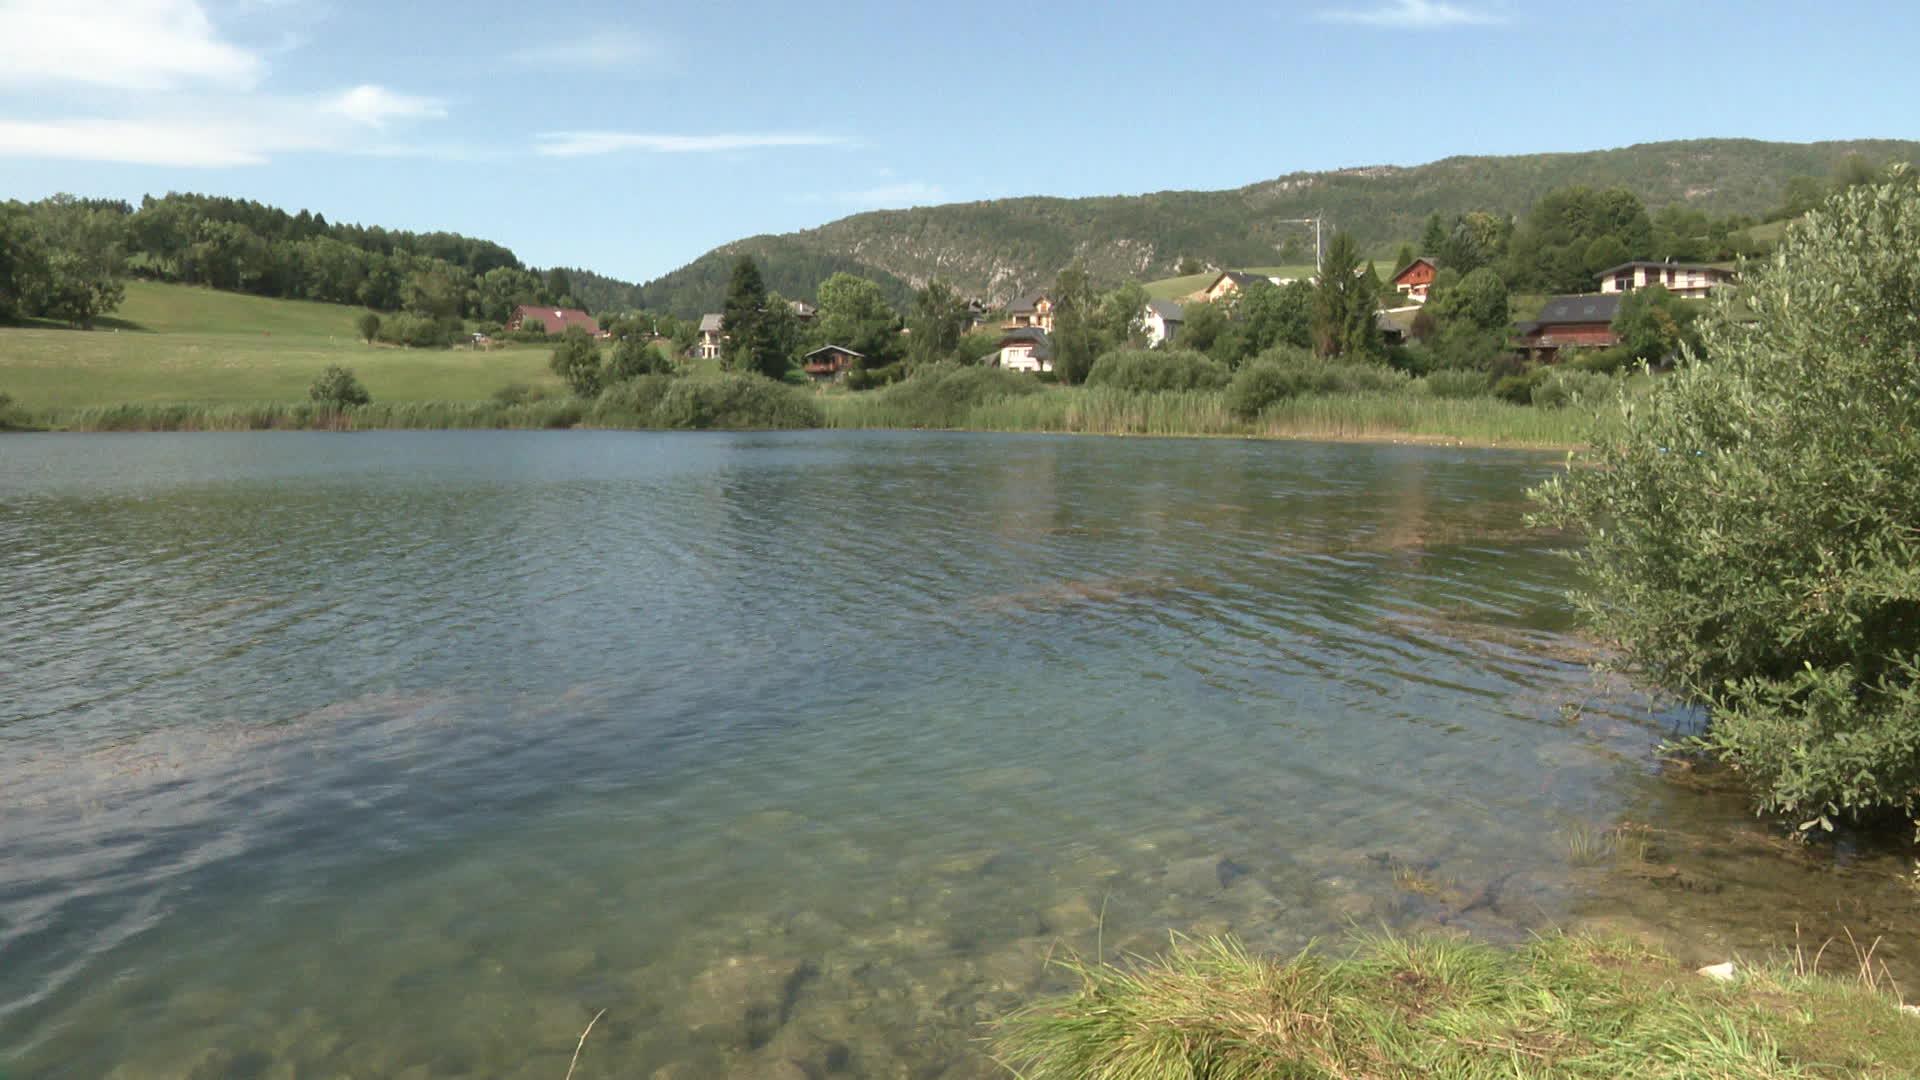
left=2, top=430, right=1915, bottom=1079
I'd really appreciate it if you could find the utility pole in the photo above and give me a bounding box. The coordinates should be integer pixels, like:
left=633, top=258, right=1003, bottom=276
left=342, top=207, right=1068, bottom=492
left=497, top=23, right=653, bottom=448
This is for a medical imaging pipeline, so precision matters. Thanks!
left=1278, top=216, right=1327, bottom=276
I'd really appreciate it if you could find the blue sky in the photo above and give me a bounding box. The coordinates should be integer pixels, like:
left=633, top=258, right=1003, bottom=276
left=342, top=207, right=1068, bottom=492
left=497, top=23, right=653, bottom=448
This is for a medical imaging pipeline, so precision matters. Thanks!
left=1, top=0, right=1915, bottom=283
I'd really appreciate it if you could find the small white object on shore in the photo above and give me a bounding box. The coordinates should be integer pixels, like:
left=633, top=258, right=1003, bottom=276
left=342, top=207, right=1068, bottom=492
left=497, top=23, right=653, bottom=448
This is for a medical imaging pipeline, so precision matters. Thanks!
left=1697, top=961, right=1737, bottom=982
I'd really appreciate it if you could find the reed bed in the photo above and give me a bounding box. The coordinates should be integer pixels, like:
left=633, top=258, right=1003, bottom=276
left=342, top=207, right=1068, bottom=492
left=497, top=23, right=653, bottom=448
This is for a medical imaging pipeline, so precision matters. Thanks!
left=824, top=386, right=1599, bottom=447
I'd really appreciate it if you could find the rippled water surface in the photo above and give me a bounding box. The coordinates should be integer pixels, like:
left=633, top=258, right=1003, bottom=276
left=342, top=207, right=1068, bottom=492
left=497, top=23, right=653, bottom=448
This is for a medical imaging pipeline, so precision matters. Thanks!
left=2, top=430, right=1915, bottom=1079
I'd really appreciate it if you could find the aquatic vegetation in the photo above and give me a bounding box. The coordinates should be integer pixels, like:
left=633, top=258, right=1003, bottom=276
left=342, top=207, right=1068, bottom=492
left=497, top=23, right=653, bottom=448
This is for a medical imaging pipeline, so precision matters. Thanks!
left=995, top=931, right=1920, bottom=1079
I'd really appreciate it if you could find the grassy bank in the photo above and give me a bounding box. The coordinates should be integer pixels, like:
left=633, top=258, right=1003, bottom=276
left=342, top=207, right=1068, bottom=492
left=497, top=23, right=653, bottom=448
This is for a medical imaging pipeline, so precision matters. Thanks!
left=996, top=931, right=1920, bottom=1079
left=824, top=385, right=1597, bottom=448
left=0, top=281, right=564, bottom=407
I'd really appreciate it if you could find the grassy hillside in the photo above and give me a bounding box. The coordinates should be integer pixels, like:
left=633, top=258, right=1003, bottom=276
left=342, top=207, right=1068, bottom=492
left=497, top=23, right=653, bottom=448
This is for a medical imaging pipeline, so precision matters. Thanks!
left=1143, top=264, right=1322, bottom=300
left=0, top=282, right=563, bottom=409
left=642, top=138, right=1920, bottom=314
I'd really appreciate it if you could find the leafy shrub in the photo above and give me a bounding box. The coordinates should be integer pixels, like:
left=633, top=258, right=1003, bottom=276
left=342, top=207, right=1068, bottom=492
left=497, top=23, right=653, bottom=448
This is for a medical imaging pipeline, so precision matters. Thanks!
left=308, top=365, right=371, bottom=408
left=1568, top=346, right=1639, bottom=375
left=1493, top=369, right=1546, bottom=404
left=605, top=337, right=672, bottom=381
left=377, top=311, right=458, bottom=348
left=1225, top=347, right=1410, bottom=418
left=1531, top=180, right=1920, bottom=830
left=591, top=374, right=677, bottom=423
left=1529, top=368, right=1616, bottom=410
left=355, top=311, right=381, bottom=343
left=491, top=382, right=549, bottom=406
left=650, top=374, right=822, bottom=429
left=549, top=327, right=604, bottom=397
left=1421, top=369, right=1493, bottom=399
left=845, top=362, right=906, bottom=391
left=1085, top=348, right=1230, bottom=393
left=869, top=363, right=1044, bottom=427
left=585, top=373, right=819, bottom=429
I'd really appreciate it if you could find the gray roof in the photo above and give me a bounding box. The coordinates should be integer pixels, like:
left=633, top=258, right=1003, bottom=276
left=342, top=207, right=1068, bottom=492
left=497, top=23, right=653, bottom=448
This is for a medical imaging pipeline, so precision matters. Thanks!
left=1006, top=290, right=1050, bottom=314
left=698, top=313, right=724, bottom=333
left=803, top=344, right=863, bottom=359
left=996, top=326, right=1053, bottom=358
left=1145, top=299, right=1184, bottom=322
left=1211, top=271, right=1270, bottom=291
left=1524, top=293, right=1624, bottom=328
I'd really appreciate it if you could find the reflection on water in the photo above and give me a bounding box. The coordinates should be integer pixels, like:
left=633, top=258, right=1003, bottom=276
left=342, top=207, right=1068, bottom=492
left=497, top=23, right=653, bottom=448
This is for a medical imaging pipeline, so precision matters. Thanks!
left=1, top=431, right=1914, bottom=1079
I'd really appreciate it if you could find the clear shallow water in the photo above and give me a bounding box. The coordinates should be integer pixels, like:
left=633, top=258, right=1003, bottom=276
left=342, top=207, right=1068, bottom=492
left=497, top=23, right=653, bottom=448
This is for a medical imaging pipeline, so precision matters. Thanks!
left=1, top=430, right=1914, bottom=1079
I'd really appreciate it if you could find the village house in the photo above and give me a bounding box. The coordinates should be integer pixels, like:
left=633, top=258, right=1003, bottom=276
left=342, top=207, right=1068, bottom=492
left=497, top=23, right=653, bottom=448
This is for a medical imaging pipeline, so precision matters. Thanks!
left=1194, top=270, right=1284, bottom=305
left=1389, top=257, right=1438, bottom=303
left=1596, top=261, right=1736, bottom=299
left=695, top=314, right=725, bottom=359
left=1141, top=299, right=1184, bottom=347
left=789, top=300, right=817, bottom=321
left=506, top=305, right=604, bottom=337
left=802, top=345, right=861, bottom=382
left=987, top=327, right=1053, bottom=373
left=1005, top=291, right=1056, bottom=333
left=1511, top=294, right=1623, bottom=364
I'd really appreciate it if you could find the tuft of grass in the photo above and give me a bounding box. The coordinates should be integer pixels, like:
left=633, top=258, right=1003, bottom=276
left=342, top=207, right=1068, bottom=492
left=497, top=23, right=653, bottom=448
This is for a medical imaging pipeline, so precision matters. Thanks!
left=994, top=930, right=1920, bottom=1079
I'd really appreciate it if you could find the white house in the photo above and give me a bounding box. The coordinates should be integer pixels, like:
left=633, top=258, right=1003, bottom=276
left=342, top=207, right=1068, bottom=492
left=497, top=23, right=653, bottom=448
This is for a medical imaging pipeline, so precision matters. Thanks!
left=1142, top=299, right=1184, bottom=347
left=1596, top=261, right=1736, bottom=299
left=695, top=313, right=724, bottom=359
left=989, top=327, right=1053, bottom=373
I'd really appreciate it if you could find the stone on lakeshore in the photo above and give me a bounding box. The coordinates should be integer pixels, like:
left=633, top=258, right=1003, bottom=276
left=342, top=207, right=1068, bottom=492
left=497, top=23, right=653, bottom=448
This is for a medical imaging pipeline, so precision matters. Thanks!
left=1163, top=854, right=1235, bottom=896
left=1043, top=894, right=1102, bottom=935
left=682, top=953, right=813, bottom=1044
left=929, top=848, right=998, bottom=877
left=1697, top=961, right=1737, bottom=982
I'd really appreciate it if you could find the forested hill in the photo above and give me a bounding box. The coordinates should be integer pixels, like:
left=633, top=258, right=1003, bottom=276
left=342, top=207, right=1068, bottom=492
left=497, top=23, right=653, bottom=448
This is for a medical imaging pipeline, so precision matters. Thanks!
left=638, top=138, right=1920, bottom=316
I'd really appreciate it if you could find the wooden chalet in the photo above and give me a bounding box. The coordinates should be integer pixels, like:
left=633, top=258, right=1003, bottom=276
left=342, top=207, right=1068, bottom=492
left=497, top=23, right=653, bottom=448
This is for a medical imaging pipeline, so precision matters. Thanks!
left=1390, top=257, right=1438, bottom=303
left=802, top=345, right=862, bottom=382
left=1512, top=294, right=1623, bottom=363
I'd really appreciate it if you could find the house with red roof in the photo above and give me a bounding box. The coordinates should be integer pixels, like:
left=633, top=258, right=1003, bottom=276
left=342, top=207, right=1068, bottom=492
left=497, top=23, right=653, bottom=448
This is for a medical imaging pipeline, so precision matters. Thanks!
left=506, top=305, right=604, bottom=337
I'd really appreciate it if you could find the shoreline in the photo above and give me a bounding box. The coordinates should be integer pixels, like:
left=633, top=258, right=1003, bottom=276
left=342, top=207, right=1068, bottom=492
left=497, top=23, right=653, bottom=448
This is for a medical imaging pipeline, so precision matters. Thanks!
left=4, top=414, right=1585, bottom=453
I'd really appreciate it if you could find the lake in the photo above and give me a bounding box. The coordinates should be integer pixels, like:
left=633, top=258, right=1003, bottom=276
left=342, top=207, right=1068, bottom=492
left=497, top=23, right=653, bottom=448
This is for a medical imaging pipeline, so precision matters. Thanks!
left=2, top=430, right=1914, bottom=1079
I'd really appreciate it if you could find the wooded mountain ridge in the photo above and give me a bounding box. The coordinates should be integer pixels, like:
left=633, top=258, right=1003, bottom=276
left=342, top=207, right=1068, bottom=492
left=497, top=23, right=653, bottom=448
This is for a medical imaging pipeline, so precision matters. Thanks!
left=637, top=138, right=1920, bottom=317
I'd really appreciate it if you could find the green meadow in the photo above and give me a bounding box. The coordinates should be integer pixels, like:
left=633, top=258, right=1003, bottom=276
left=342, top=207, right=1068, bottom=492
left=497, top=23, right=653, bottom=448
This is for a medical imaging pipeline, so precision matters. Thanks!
left=0, top=281, right=564, bottom=408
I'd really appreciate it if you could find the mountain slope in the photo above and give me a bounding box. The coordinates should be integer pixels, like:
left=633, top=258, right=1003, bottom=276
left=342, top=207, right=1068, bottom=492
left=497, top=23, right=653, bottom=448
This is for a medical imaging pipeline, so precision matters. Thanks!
left=640, top=138, right=1920, bottom=316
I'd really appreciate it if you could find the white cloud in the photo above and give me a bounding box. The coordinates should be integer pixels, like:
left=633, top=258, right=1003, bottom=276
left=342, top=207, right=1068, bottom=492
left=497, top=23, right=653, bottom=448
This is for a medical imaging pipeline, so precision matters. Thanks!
left=0, top=86, right=456, bottom=167
left=534, top=131, right=852, bottom=157
left=323, top=85, right=447, bottom=128
left=0, top=0, right=264, bottom=89
left=508, top=31, right=667, bottom=70
left=1315, top=0, right=1505, bottom=28
left=0, top=119, right=269, bottom=167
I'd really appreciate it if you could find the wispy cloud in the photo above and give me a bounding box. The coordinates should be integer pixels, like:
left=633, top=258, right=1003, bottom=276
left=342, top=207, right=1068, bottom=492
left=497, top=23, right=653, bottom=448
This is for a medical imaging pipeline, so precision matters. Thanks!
left=322, top=84, right=447, bottom=128
left=0, top=87, right=457, bottom=167
left=1314, top=0, right=1505, bottom=28
left=0, top=0, right=455, bottom=166
left=0, top=0, right=264, bottom=89
left=508, top=30, right=669, bottom=71
left=534, top=131, right=852, bottom=157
